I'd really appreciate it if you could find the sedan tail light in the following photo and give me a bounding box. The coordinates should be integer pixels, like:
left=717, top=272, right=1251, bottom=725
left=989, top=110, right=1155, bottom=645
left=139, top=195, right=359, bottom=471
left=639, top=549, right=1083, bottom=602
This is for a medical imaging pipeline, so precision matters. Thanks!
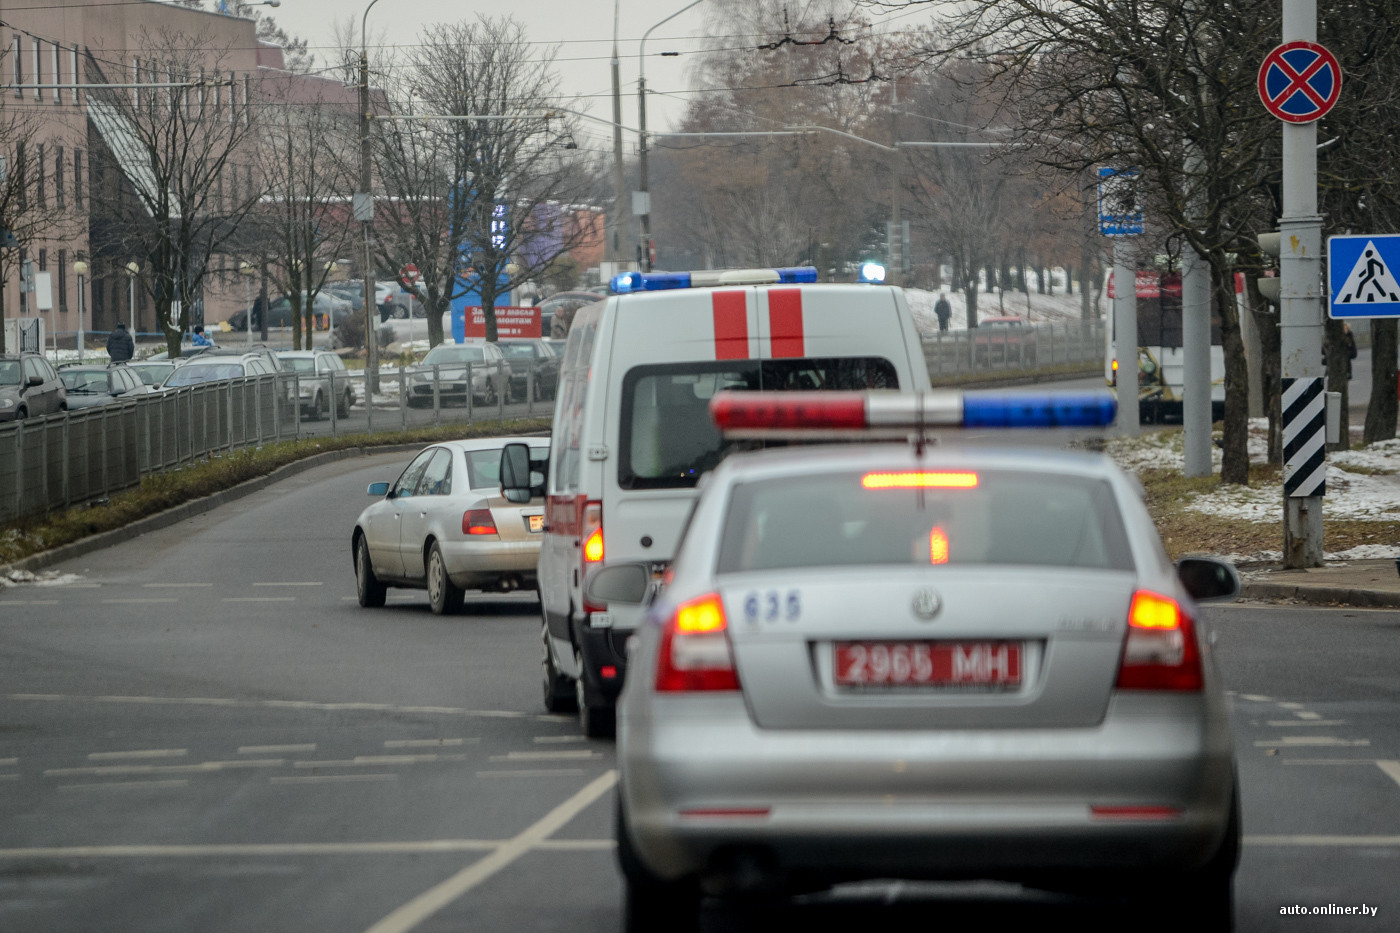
left=1114, top=590, right=1203, bottom=691
left=463, top=509, right=498, bottom=536
left=655, top=593, right=740, bottom=693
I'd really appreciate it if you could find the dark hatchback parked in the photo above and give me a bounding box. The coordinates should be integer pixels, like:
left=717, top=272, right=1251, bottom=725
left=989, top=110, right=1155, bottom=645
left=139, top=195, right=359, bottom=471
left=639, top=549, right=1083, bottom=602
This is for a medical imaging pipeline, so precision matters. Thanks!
left=58, top=364, right=153, bottom=409
left=0, top=352, right=67, bottom=421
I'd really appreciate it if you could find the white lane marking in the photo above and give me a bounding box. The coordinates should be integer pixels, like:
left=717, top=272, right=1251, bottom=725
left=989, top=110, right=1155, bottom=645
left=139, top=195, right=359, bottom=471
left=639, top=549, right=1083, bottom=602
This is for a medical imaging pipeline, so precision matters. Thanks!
left=1377, top=761, right=1400, bottom=790
left=1277, top=702, right=1305, bottom=709
left=271, top=774, right=398, bottom=785
left=383, top=739, right=471, bottom=749
left=144, top=583, right=212, bottom=588
left=1245, top=835, right=1400, bottom=846
left=58, top=780, right=189, bottom=791
left=0, top=600, right=59, bottom=605
left=0, top=840, right=617, bottom=858
left=532, top=736, right=586, bottom=744
left=6, top=694, right=528, bottom=719
left=1265, top=720, right=1349, bottom=727
left=1253, top=737, right=1371, bottom=747
left=1282, top=759, right=1377, bottom=765
left=0, top=758, right=17, bottom=766
left=102, top=598, right=177, bottom=604
left=253, top=582, right=324, bottom=587
left=47, top=760, right=285, bottom=777
left=489, top=750, right=599, bottom=762
left=222, top=597, right=297, bottom=603
left=239, top=744, right=316, bottom=755
left=1238, top=694, right=1274, bottom=702
left=475, top=769, right=587, bottom=778
left=1295, top=711, right=1323, bottom=720
left=362, top=770, right=617, bottom=933
left=89, top=749, right=187, bottom=761
left=293, top=755, right=464, bottom=769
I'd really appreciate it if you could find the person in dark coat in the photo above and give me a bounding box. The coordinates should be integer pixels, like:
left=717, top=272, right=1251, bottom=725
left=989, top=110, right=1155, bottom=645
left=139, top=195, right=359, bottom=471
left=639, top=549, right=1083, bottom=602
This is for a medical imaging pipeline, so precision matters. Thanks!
left=934, top=291, right=952, bottom=332
left=107, top=322, right=135, bottom=362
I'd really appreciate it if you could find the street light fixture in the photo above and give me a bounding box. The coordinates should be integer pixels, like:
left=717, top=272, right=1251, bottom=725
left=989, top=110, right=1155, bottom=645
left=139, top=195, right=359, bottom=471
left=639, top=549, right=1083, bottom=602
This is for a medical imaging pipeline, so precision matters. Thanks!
left=73, top=259, right=88, bottom=362
left=637, top=0, right=706, bottom=272
left=125, top=261, right=139, bottom=338
left=239, top=260, right=255, bottom=347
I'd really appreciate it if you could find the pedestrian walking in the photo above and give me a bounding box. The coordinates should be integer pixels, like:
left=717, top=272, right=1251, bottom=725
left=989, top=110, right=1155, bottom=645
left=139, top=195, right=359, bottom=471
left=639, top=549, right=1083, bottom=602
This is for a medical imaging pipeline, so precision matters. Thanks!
left=1344, top=322, right=1357, bottom=380
left=934, top=291, right=952, bottom=332
left=106, top=321, right=134, bottom=362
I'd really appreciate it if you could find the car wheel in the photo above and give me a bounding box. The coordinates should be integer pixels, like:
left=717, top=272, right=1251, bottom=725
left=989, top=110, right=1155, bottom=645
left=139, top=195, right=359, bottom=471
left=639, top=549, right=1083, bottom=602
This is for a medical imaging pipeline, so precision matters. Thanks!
left=426, top=542, right=465, bottom=615
left=312, top=392, right=326, bottom=421
left=338, top=391, right=352, bottom=418
left=574, top=650, right=615, bottom=739
left=355, top=537, right=387, bottom=608
left=541, top=620, right=577, bottom=713
left=478, top=377, right=497, bottom=407
left=392, top=305, right=408, bottom=320
left=617, top=796, right=701, bottom=933
left=1120, top=782, right=1238, bottom=929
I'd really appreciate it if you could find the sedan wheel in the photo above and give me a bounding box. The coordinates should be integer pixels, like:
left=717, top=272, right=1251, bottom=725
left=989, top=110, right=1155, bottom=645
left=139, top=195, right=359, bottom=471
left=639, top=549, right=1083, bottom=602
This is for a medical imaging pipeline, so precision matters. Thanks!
left=338, top=391, right=352, bottom=418
left=426, top=542, right=465, bottom=615
left=618, top=800, right=701, bottom=933
left=355, top=537, right=386, bottom=608
left=392, top=305, right=408, bottom=320
left=312, top=392, right=326, bottom=421
left=478, top=377, right=497, bottom=407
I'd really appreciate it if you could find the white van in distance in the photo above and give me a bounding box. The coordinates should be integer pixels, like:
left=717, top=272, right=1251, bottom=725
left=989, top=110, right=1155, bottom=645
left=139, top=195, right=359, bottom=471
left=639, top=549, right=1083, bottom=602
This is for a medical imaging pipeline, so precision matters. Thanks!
left=510, top=266, right=934, bottom=737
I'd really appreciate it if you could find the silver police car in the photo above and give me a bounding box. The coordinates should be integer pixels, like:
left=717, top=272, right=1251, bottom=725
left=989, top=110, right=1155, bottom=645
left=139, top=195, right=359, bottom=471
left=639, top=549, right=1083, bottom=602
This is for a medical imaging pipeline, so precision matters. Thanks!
left=591, top=389, right=1241, bottom=931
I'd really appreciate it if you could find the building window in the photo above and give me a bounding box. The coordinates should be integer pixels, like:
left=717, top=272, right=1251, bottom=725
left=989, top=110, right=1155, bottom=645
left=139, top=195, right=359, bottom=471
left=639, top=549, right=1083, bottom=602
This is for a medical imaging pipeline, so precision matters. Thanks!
left=36, top=143, right=45, bottom=208
left=70, top=46, right=79, bottom=103
left=15, top=142, right=25, bottom=211
left=245, top=165, right=253, bottom=204
left=58, top=250, right=67, bottom=312
left=132, top=58, right=140, bottom=108
left=243, top=75, right=251, bottom=126
left=55, top=146, right=64, bottom=209
left=32, top=37, right=42, bottom=99
left=230, top=163, right=238, bottom=206
left=229, top=71, right=236, bottom=123
left=38, top=248, right=46, bottom=271
left=51, top=42, right=60, bottom=102
left=74, top=149, right=84, bottom=209
left=216, top=172, right=224, bottom=212
left=13, top=36, right=23, bottom=97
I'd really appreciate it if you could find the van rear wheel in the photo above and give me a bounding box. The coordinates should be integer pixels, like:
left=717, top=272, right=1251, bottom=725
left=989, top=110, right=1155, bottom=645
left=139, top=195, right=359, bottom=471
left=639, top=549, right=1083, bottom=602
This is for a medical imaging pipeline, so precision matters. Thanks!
left=575, top=650, right=615, bottom=738
left=541, top=622, right=577, bottom=713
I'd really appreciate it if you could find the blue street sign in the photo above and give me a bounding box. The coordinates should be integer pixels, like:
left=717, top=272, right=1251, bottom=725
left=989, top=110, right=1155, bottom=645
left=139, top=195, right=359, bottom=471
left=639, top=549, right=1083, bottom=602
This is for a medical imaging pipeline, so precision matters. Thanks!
left=1328, top=234, right=1400, bottom=318
left=1098, top=167, right=1143, bottom=237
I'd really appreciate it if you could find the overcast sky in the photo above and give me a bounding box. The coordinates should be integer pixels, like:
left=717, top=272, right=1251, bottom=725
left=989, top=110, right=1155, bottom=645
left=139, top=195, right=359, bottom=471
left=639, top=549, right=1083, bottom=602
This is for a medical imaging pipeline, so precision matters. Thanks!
left=268, top=0, right=713, bottom=154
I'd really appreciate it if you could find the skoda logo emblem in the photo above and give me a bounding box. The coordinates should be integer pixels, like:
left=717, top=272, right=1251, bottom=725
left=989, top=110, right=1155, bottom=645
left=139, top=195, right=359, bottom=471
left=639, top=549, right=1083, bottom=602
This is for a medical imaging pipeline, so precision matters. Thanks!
left=911, top=588, right=942, bottom=620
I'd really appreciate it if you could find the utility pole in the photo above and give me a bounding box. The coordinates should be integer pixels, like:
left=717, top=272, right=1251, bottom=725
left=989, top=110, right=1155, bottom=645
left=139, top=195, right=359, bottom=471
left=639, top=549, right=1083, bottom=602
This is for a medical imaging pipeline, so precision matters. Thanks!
left=359, top=0, right=383, bottom=402
left=608, top=1, right=629, bottom=267
left=1181, top=147, right=1212, bottom=478
left=888, top=73, right=903, bottom=287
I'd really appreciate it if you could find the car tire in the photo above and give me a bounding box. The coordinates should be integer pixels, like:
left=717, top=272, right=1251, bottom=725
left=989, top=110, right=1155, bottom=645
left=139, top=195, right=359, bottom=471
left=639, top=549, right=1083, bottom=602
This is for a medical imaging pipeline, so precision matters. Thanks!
left=312, top=392, right=326, bottom=421
left=338, top=391, right=352, bottom=419
left=393, top=305, right=408, bottom=320
left=478, top=378, right=497, bottom=407
left=617, top=796, right=701, bottom=933
left=1118, top=781, right=1238, bottom=930
left=355, top=537, right=387, bottom=608
left=575, top=650, right=615, bottom=739
left=426, top=542, right=465, bottom=615
left=541, top=620, right=577, bottom=713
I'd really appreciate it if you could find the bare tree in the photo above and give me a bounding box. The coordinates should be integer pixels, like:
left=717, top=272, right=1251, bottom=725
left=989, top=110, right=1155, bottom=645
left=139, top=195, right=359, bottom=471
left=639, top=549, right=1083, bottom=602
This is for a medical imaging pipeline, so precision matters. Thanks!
left=374, top=16, right=596, bottom=345
left=255, top=77, right=357, bottom=350
left=84, top=29, right=265, bottom=357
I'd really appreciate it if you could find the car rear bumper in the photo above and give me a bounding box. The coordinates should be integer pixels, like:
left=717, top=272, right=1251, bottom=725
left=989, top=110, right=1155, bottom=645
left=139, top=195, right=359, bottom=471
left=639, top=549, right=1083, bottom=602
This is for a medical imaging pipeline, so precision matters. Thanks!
left=619, top=691, right=1236, bottom=884
left=439, top=537, right=542, bottom=587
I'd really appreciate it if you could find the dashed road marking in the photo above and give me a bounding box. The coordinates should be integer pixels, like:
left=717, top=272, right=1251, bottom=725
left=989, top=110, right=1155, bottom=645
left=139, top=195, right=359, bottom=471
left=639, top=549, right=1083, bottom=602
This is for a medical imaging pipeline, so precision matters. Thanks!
left=1239, top=694, right=1275, bottom=702
left=272, top=774, right=397, bottom=785
left=89, top=749, right=187, bottom=761
left=57, top=780, right=189, bottom=791
left=293, top=755, right=466, bottom=769
left=1265, top=720, right=1348, bottom=727
left=363, top=770, right=617, bottom=933
left=532, top=736, right=586, bottom=744
left=1278, top=702, right=1306, bottom=709
left=223, top=597, right=297, bottom=603
left=1245, top=835, right=1400, bottom=846
left=0, top=758, right=17, bottom=766
left=144, top=583, right=211, bottom=588
left=253, top=582, right=324, bottom=587
left=0, top=840, right=612, bottom=858
left=490, top=750, right=599, bottom=762
left=1377, top=761, right=1400, bottom=789
left=1282, top=759, right=1377, bottom=765
left=383, top=739, right=472, bottom=749
left=5, top=693, right=530, bottom=719
left=239, top=744, right=317, bottom=754
left=0, top=600, right=58, bottom=605
left=1254, top=737, right=1370, bottom=747
left=476, top=769, right=587, bottom=778
left=102, top=598, right=177, bottom=604
left=1295, top=711, right=1323, bottom=720
left=47, top=760, right=286, bottom=777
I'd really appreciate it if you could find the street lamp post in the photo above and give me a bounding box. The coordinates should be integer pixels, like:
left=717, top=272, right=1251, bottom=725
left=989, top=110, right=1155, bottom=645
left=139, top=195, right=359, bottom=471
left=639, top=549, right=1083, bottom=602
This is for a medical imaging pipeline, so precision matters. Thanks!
left=637, top=0, right=705, bottom=273
left=239, top=261, right=255, bottom=347
left=359, top=0, right=384, bottom=402
left=325, top=261, right=337, bottom=348
left=125, top=261, right=139, bottom=339
left=74, top=259, right=88, bottom=363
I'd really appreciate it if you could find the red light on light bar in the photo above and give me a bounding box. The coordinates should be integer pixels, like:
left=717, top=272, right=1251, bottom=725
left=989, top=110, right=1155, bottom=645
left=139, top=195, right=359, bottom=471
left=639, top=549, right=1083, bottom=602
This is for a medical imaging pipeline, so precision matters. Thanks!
left=929, top=526, right=949, bottom=564
left=862, top=471, right=979, bottom=490
left=710, top=391, right=866, bottom=431
left=1090, top=805, right=1182, bottom=821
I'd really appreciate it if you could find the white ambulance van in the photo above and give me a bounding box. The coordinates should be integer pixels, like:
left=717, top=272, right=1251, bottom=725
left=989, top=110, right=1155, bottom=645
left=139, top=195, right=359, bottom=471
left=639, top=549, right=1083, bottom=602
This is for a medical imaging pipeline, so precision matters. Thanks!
left=518, top=266, right=933, bottom=736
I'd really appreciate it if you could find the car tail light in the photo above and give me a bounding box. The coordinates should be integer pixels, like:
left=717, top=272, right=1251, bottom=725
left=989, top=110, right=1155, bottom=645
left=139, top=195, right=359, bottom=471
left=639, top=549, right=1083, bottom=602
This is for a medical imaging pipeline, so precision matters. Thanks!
left=1115, top=590, right=1203, bottom=691
left=463, top=509, right=498, bottom=536
left=655, top=593, right=740, bottom=692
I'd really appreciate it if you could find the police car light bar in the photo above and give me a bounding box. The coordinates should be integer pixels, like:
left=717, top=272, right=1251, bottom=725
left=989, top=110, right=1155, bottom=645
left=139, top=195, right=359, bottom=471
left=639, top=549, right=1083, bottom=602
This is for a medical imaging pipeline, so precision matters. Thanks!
left=709, top=389, right=1117, bottom=435
left=610, top=266, right=818, bottom=294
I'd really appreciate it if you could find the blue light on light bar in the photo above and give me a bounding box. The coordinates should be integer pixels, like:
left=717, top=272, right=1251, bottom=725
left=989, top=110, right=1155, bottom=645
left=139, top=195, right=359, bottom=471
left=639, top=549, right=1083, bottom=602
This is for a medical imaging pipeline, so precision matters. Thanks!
left=961, top=389, right=1117, bottom=428
left=776, top=267, right=819, bottom=283
left=611, top=267, right=820, bottom=294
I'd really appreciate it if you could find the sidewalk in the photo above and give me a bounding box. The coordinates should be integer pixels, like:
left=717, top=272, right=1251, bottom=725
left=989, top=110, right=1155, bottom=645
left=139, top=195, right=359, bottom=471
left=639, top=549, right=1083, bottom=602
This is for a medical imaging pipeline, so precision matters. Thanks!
left=1238, top=558, right=1400, bottom=608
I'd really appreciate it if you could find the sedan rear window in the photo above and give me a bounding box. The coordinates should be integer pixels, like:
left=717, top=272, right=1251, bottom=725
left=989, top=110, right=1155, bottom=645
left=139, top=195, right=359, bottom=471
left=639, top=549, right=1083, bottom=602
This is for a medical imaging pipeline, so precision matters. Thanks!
left=716, top=469, right=1133, bottom=573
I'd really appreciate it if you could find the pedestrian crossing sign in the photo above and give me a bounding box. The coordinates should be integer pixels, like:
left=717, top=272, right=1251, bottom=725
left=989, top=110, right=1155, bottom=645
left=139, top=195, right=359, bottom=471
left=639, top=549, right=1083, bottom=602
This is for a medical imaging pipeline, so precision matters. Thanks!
left=1328, top=234, right=1400, bottom=318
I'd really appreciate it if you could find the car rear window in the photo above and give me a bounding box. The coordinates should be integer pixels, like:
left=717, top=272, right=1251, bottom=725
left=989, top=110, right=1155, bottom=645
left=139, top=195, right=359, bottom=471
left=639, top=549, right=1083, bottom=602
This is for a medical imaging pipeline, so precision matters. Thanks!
left=716, top=468, right=1133, bottom=573
left=619, top=358, right=898, bottom=490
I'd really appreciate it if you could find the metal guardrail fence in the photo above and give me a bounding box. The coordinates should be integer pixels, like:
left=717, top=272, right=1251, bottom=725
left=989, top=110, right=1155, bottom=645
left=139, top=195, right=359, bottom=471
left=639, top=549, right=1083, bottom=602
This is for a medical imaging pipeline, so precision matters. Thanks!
left=0, top=360, right=556, bottom=525
left=922, top=319, right=1106, bottom=379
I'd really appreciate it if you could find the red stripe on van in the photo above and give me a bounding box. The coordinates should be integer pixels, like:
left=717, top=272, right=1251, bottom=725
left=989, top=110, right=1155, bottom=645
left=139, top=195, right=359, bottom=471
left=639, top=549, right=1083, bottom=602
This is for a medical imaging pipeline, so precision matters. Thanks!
left=712, top=290, right=749, bottom=359
left=768, top=289, right=804, bottom=357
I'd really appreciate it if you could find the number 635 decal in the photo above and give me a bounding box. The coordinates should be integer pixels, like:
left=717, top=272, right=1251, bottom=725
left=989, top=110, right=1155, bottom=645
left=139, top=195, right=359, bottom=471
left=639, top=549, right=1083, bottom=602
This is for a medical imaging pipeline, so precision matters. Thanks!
left=743, top=589, right=801, bottom=624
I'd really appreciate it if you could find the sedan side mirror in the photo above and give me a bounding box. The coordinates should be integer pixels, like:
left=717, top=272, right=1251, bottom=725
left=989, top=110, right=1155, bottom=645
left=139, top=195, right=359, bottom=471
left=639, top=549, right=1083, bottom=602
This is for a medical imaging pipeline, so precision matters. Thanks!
left=1176, top=557, right=1240, bottom=602
left=367, top=481, right=390, bottom=498
left=584, top=562, right=652, bottom=607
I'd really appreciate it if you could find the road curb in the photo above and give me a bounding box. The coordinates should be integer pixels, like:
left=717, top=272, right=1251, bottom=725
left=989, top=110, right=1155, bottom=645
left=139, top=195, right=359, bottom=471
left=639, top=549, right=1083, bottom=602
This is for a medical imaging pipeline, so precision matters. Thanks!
left=0, top=444, right=423, bottom=578
left=1238, top=582, right=1400, bottom=609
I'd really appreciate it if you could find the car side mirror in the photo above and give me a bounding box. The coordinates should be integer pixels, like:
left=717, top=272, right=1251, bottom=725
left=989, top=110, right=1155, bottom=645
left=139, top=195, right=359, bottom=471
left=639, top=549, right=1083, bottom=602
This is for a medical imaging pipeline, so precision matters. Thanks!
left=584, top=563, right=652, bottom=607
left=1176, top=557, right=1240, bottom=602
left=27, top=374, right=44, bottom=387
left=367, top=481, right=390, bottom=498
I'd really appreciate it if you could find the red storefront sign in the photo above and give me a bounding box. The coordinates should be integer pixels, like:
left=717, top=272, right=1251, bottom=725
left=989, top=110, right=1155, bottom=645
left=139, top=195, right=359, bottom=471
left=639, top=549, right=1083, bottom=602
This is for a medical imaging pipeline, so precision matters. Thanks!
left=461, top=306, right=541, bottom=339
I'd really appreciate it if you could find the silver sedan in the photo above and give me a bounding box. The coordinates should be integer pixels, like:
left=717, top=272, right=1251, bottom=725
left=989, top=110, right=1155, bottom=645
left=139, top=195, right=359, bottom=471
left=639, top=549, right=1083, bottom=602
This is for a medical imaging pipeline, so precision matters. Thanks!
left=352, top=436, right=548, bottom=614
left=595, top=396, right=1241, bottom=930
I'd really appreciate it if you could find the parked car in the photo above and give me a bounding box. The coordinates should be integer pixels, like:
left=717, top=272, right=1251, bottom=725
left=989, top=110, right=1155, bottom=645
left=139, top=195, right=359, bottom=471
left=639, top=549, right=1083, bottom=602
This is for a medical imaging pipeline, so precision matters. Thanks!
left=0, top=352, right=66, bottom=421
left=276, top=349, right=356, bottom=419
left=57, top=364, right=152, bottom=409
left=351, top=437, right=550, bottom=614
left=226, top=293, right=350, bottom=332
left=496, top=338, right=561, bottom=402
left=146, top=344, right=218, bottom=362
left=128, top=360, right=182, bottom=388
left=405, top=342, right=508, bottom=407
left=537, top=290, right=601, bottom=338
left=162, top=353, right=278, bottom=388
left=973, top=315, right=1037, bottom=364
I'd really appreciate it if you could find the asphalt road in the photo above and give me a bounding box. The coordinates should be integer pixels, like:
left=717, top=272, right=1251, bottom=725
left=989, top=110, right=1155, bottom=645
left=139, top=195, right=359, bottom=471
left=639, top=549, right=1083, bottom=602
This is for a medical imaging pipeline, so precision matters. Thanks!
left=2, top=453, right=1398, bottom=932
